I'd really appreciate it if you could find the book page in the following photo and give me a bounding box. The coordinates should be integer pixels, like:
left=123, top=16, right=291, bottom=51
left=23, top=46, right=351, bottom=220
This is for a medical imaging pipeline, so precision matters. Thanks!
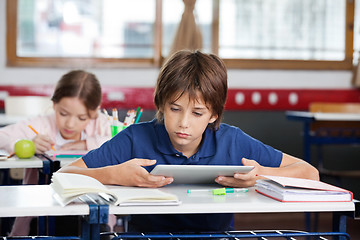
left=51, top=172, right=111, bottom=198
left=108, top=188, right=179, bottom=205
left=256, top=180, right=348, bottom=195
left=51, top=173, right=180, bottom=206
left=260, top=175, right=349, bottom=192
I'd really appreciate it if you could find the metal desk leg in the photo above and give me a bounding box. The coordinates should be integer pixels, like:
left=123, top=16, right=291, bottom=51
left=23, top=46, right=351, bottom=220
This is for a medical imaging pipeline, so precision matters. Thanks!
left=38, top=158, right=51, bottom=185
left=81, top=204, right=109, bottom=240
left=333, top=212, right=347, bottom=240
left=98, top=205, right=109, bottom=225
left=81, top=204, right=99, bottom=240
left=38, top=159, right=52, bottom=235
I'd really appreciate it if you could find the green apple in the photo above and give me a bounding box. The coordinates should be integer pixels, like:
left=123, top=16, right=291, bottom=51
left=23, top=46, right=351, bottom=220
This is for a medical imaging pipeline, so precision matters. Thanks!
left=14, top=139, right=35, bottom=159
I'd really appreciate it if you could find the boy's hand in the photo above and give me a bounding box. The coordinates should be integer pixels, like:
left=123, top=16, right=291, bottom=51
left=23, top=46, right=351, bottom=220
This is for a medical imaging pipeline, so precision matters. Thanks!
left=215, top=158, right=261, bottom=187
left=33, top=134, right=55, bottom=154
left=109, top=159, right=174, bottom=188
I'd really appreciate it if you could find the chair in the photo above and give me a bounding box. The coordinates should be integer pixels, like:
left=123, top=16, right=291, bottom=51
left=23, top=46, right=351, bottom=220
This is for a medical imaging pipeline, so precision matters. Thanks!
left=308, top=102, right=360, bottom=179
left=5, top=96, right=53, bottom=117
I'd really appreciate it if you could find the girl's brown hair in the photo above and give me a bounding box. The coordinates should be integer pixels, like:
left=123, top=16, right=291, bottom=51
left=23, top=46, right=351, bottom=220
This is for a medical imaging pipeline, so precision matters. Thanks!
left=51, top=70, right=102, bottom=116
left=154, top=50, right=228, bottom=130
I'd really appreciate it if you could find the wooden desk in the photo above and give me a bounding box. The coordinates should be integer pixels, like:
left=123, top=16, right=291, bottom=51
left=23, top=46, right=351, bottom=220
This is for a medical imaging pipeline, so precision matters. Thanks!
left=286, top=111, right=360, bottom=122
left=0, top=155, right=48, bottom=170
left=0, top=185, right=89, bottom=218
left=286, top=111, right=360, bottom=164
left=107, top=185, right=357, bottom=239
left=108, top=184, right=355, bottom=215
left=0, top=184, right=357, bottom=240
left=0, top=155, right=51, bottom=185
left=0, top=185, right=102, bottom=240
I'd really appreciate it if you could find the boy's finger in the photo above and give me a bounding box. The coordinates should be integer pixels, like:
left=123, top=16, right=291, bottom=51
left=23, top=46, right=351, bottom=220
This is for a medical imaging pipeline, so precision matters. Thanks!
left=144, top=176, right=173, bottom=187
left=135, top=159, right=157, bottom=166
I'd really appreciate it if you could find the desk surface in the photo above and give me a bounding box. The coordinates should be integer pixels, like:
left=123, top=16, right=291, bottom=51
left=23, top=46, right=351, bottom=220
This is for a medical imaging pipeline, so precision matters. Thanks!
left=0, top=113, right=28, bottom=126
left=286, top=111, right=360, bottom=121
left=0, top=185, right=89, bottom=217
left=0, top=155, right=45, bottom=169
left=108, top=185, right=356, bottom=215
left=0, top=184, right=356, bottom=219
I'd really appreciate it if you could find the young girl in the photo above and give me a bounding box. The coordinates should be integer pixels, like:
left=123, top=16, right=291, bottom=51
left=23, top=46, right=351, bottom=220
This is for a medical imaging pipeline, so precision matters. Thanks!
left=0, top=70, right=112, bottom=236
left=59, top=51, right=319, bottom=232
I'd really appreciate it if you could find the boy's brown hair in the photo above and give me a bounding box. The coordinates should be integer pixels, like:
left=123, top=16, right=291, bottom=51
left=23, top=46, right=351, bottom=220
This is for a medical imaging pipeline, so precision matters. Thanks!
left=154, top=50, right=228, bottom=130
left=51, top=70, right=102, bottom=117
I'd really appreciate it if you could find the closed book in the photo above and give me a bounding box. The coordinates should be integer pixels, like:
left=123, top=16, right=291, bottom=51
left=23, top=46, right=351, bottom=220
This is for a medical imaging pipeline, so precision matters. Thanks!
left=51, top=172, right=180, bottom=206
left=255, top=175, right=353, bottom=202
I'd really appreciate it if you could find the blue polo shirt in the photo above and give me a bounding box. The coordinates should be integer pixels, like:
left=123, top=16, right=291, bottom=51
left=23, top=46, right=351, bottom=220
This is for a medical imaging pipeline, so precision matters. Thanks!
left=83, top=119, right=282, bottom=232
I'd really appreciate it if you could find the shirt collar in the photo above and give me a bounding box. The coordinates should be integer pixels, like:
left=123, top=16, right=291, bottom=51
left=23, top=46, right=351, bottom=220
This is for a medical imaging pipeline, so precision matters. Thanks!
left=154, top=120, right=216, bottom=158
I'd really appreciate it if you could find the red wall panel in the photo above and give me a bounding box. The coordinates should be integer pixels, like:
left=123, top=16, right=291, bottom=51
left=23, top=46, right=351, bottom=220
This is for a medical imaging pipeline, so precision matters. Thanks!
left=1, top=85, right=359, bottom=111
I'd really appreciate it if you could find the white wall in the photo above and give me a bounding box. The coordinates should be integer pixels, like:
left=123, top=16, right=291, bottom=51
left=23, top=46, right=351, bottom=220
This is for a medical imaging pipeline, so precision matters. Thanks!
left=0, top=0, right=353, bottom=89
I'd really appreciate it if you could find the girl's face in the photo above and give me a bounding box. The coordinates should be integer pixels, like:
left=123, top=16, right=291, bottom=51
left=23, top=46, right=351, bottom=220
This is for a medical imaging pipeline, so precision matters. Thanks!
left=53, top=97, right=96, bottom=140
left=162, top=92, right=217, bottom=158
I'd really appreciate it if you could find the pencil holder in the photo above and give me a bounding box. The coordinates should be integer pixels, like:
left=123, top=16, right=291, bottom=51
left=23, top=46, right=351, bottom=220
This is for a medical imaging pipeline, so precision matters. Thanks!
left=111, top=124, right=122, bottom=137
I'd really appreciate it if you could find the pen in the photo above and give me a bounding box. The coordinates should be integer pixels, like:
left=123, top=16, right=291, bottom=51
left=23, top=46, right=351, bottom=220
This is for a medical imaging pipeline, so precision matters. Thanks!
left=28, top=125, right=56, bottom=151
left=187, top=188, right=249, bottom=195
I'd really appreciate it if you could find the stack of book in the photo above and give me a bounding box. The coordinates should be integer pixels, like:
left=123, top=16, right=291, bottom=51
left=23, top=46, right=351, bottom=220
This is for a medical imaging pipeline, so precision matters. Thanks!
left=255, top=175, right=353, bottom=202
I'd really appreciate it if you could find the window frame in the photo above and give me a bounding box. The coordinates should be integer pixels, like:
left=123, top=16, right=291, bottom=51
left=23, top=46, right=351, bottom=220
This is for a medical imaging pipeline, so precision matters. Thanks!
left=6, top=0, right=164, bottom=68
left=6, top=0, right=355, bottom=70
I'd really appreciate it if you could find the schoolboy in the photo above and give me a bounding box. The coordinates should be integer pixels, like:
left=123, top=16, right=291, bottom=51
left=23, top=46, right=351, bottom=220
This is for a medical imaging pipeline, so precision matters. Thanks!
left=59, top=50, right=319, bottom=232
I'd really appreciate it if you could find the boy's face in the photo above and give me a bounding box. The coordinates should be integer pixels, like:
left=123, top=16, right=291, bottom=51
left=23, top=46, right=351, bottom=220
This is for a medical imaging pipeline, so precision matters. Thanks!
left=162, top=92, right=217, bottom=158
left=53, top=97, right=96, bottom=140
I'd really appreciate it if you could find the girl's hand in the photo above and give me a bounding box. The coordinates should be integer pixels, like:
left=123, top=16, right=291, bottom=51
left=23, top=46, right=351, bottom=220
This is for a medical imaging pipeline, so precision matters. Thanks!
left=215, top=158, right=262, bottom=187
left=60, top=140, right=87, bottom=151
left=32, top=134, right=55, bottom=154
left=108, top=159, right=173, bottom=188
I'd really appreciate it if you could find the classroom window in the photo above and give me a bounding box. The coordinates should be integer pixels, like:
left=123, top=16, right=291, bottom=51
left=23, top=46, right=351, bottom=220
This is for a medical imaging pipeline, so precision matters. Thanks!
left=162, top=0, right=213, bottom=57
left=15, top=0, right=156, bottom=58
left=219, top=0, right=345, bottom=60
left=6, top=0, right=357, bottom=69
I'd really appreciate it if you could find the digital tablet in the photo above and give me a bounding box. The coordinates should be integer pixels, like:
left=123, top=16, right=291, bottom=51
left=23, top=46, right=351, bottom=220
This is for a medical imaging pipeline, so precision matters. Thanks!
left=150, top=165, right=254, bottom=184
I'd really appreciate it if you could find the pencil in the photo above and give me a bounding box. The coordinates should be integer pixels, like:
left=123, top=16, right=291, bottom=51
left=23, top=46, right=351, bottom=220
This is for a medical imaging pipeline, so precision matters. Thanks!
left=28, top=125, right=38, bottom=134
left=134, top=108, right=143, bottom=124
left=28, top=125, right=56, bottom=151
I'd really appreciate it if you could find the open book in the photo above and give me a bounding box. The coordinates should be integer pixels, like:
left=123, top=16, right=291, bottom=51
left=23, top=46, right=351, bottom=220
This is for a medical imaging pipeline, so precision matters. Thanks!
left=255, top=175, right=353, bottom=202
left=51, top=173, right=180, bottom=206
